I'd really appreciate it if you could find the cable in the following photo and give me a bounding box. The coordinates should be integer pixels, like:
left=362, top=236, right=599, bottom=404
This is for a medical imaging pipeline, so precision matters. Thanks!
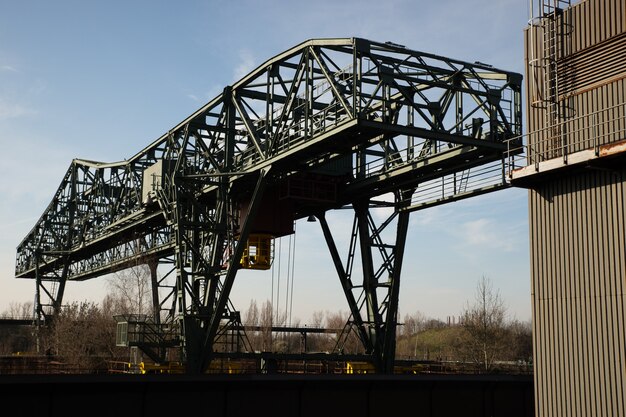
left=284, top=233, right=291, bottom=326
left=270, top=241, right=275, bottom=323
left=289, top=221, right=297, bottom=326
left=275, top=236, right=282, bottom=324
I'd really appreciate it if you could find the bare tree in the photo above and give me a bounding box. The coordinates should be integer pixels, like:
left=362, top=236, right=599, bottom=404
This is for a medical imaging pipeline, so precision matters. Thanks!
left=311, top=310, right=325, bottom=328
left=400, top=310, right=426, bottom=337
left=1, top=301, right=34, bottom=319
left=242, top=300, right=288, bottom=352
left=243, top=299, right=262, bottom=350
left=461, top=276, right=507, bottom=371
left=107, top=265, right=152, bottom=315
left=504, top=319, right=533, bottom=364
left=326, top=310, right=363, bottom=354
left=43, top=300, right=124, bottom=372
left=395, top=311, right=424, bottom=358
left=0, top=301, right=36, bottom=355
left=244, top=299, right=259, bottom=327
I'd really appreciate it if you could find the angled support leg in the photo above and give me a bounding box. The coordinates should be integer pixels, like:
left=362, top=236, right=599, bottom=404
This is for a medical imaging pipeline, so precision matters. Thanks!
left=198, top=168, right=269, bottom=372
left=318, top=193, right=410, bottom=373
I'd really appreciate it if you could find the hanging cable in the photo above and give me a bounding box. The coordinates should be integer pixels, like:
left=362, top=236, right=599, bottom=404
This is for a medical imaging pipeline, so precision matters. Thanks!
left=284, top=231, right=292, bottom=325
left=288, top=221, right=297, bottom=326
left=275, top=236, right=282, bottom=324
left=270, top=240, right=275, bottom=323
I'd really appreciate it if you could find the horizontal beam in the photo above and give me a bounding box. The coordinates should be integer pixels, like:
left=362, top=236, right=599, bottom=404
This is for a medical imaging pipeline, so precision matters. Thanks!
left=357, top=119, right=509, bottom=151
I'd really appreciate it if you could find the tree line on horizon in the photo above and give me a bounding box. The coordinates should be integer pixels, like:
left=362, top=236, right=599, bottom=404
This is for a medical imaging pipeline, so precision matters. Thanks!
left=0, top=270, right=531, bottom=373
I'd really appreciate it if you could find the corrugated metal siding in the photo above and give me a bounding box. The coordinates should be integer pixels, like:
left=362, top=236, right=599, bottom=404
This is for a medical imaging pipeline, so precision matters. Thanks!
left=525, top=0, right=626, bottom=156
left=564, top=78, right=626, bottom=154
left=529, top=169, right=626, bottom=417
left=570, top=0, right=625, bottom=54
left=525, top=1, right=626, bottom=416
left=559, top=33, right=626, bottom=97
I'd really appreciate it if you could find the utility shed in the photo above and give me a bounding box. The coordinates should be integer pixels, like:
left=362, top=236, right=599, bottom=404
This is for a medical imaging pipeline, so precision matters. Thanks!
left=515, top=0, right=626, bottom=416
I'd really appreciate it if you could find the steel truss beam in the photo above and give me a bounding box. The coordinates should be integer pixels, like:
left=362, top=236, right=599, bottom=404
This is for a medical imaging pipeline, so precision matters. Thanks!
left=15, top=38, right=522, bottom=372
left=318, top=189, right=410, bottom=372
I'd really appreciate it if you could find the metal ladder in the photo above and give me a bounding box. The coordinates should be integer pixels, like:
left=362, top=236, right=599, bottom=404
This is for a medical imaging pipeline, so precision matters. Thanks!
left=529, top=0, right=574, bottom=159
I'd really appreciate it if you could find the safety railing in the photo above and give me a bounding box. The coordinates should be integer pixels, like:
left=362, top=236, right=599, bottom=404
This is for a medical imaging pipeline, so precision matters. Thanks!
left=507, top=100, right=626, bottom=172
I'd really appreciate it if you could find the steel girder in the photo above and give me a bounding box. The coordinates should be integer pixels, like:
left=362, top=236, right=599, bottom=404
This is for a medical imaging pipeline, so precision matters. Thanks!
left=15, top=38, right=522, bottom=372
left=318, top=190, right=411, bottom=372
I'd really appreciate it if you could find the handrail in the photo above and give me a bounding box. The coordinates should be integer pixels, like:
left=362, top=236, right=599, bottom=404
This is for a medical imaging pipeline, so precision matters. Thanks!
left=506, top=100, right=626, bottom=172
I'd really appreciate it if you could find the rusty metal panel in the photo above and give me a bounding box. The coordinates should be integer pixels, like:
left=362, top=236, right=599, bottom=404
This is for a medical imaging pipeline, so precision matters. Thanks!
left=529, top=169, right=626, bottom=417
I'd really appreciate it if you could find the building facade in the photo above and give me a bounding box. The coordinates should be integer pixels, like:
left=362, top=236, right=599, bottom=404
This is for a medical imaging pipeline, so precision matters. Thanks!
left=517, top=0, right=626, bottom=415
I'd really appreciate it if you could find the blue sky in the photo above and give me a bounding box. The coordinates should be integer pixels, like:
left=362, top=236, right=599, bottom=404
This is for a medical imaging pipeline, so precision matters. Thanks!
left=0, top=0, right=532, bottom=323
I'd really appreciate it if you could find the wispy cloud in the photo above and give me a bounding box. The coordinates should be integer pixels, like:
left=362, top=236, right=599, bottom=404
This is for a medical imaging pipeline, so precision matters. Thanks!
left=0, top=131, right=72, bottom=204
left=233, top=49, right=256, bottom=82
left=185, top=84, right=222, bottom=104
left=457, top=218, right=519, bottom=253
left=1, top=65, right=18, bottom=72
left=462, top=219, right=493, bottom=245
left=410, top=205, right=449, bottom=227
left=0, top=100, right=35, bottom=119
left=0, top=216, right=39, bottom=231
left=371, top=192, right=395, bottom=223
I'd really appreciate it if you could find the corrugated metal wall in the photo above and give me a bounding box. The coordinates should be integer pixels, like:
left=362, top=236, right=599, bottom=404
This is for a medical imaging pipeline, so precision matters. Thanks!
left=529, top=169, right=626, bottom=417
left=525, top=0, right=626, bottom=159
left=569, top=0, right=625, bottom=53
left=525, top=0, right=626, bottom=416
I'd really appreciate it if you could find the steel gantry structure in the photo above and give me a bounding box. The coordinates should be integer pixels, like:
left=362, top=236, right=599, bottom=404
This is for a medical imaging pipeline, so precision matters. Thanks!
left=15, top=38, right=522, bottom=373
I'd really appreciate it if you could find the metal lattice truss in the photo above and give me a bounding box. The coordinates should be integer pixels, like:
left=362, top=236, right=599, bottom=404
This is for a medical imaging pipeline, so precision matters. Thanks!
left=15, top=38, right=521, bottom=372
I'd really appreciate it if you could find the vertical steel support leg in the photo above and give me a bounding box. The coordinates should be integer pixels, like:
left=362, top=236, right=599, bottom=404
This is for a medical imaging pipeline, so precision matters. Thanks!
left=319, top=195, right=411, bottom=373
left=199, top=168, right=269, bottom=372
left=148, top=259, right=160, bottom=325
left=34, top=256, right=69, bottom=325
left=380, top=210, right=409, bottom=373
left=354, top=201, right=382, bottom=360
left=318, top=213, right=372, bottom=352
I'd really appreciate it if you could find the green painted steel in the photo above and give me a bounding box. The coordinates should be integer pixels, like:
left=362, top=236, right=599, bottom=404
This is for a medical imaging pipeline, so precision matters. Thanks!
left=15, top=38, right=522, bottom=373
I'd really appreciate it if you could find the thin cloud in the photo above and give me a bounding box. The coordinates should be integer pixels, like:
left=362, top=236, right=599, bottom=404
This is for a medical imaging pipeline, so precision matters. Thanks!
left=0, top=216, right=39, bottom=231
left=186, top=84, right=222, bottom=103
left=0, top=100, right=35, bottom=119
left=462, top=219, right=493, bottom=245
left=410, top=205, right=449, bottom=227
left=233, top=49, right=256, bottom=82
left=1, top=65, right=18, bottom=72
left=458, top=218, right=519, bottom=253
left=371, top=192, right=395, bottom=223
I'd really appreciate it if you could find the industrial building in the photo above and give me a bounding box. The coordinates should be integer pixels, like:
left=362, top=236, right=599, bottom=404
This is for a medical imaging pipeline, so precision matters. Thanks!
left=513, top=0, right=626, bottom=415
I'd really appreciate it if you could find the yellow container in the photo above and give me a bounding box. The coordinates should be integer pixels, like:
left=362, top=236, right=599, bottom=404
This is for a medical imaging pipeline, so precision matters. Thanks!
left=240, top=234, right=273, bottom=270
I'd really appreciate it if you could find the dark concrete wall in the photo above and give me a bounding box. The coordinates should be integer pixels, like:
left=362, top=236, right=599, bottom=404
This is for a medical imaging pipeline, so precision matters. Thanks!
left=0, top=374, right=533, bottom=417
